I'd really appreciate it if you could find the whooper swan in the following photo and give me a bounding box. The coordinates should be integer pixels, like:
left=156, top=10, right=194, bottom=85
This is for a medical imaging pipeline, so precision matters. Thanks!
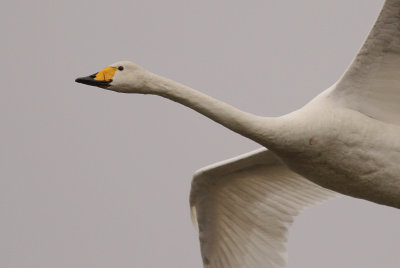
left=76, top=1, right=400, bottom=267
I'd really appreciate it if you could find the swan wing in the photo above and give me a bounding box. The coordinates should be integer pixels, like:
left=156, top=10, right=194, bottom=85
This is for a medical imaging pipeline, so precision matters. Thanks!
left=331, top=0, right=400, bottom=125
left=190, top=148, right=338, bottom=268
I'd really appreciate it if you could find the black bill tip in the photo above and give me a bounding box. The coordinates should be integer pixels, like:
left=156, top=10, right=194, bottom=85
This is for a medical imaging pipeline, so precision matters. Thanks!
left=75, top=73, right=111, bottom=87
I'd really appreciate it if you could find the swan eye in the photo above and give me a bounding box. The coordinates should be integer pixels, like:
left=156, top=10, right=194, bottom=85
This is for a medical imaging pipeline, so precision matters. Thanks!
left=118, top=66, right=124, bottom=71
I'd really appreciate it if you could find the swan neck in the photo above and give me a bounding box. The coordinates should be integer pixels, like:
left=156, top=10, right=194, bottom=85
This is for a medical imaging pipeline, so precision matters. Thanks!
left=143, top=73, right=278, bottom=145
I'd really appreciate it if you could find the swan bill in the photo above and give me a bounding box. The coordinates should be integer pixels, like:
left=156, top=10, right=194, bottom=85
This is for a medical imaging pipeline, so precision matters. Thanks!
left=75, top=66, right=117, bottom=87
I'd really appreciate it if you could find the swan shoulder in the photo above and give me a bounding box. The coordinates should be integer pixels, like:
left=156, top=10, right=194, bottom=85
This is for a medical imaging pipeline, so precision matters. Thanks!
left=190, top=149, right=338, bottom=268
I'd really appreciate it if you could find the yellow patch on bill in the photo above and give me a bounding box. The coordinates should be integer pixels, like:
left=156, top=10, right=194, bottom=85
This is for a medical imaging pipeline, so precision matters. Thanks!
left=94, top=67, right=117, bottom=81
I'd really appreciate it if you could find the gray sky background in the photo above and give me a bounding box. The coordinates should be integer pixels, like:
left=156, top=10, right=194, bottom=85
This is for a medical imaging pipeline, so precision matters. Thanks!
left=2, top=0, right=400, bottom=267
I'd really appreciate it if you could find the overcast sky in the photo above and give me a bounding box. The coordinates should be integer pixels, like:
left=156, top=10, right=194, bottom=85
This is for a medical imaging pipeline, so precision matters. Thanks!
left=2, top=0, right=400, bottom=267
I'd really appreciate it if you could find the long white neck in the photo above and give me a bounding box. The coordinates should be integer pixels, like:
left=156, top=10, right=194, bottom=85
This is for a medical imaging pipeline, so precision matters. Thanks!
left=142, top=72, right=278, bottom=146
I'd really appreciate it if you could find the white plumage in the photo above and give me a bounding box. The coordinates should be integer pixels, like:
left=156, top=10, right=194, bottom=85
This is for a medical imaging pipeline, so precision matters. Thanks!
left=190, top=149, right=337, bottom=267
left=75, top=0, right=400, bottom=267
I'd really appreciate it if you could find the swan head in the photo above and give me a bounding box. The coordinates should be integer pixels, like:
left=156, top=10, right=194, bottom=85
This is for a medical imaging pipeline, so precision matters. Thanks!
left=75, top=61, right=149, bottom=93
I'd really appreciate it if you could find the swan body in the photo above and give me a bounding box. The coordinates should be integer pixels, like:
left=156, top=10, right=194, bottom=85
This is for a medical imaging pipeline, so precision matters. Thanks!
left=75, top=0, right=400, bottom=267
left=273, top=91, right=400, bottom=208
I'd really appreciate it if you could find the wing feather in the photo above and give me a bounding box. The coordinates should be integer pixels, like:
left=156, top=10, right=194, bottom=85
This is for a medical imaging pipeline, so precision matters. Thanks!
left=190, top=149, right=338, bottom=268
left=331, top=0, right=400, bottom=125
